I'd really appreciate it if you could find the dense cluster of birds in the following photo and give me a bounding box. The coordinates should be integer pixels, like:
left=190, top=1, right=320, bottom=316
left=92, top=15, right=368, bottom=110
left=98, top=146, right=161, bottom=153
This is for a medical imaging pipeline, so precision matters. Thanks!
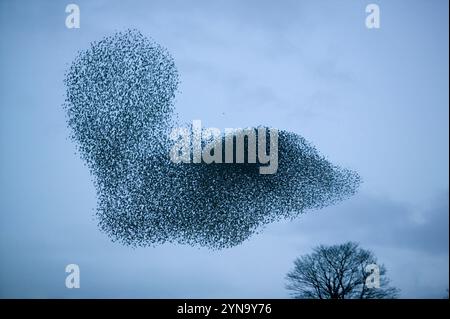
left=64, top=30, right=361, bottom=249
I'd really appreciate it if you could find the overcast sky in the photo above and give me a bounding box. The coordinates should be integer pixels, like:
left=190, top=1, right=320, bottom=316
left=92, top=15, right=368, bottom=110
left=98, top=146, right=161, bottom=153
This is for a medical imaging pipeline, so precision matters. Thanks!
left=0, top=0, right=448, bottom=298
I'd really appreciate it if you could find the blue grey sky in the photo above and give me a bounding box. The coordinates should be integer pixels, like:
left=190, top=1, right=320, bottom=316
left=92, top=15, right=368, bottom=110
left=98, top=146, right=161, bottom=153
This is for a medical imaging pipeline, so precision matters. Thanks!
left=0, top=0, right=448, bottom=298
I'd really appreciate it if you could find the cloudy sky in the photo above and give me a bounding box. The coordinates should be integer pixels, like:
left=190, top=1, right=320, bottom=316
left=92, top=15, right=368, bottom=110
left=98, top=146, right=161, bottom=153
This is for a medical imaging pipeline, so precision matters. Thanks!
left=0, top=0, right=448, bottom=298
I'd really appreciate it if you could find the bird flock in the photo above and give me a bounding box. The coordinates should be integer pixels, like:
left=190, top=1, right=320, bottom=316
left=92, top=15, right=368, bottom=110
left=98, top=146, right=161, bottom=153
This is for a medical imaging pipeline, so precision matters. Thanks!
left=64, top=30, right=361, bottom=249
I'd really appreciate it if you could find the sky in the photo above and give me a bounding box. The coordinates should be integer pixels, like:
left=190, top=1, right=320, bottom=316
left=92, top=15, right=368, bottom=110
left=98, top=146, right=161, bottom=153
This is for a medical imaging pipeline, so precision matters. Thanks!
left=0, top=0, right=448, bottom=298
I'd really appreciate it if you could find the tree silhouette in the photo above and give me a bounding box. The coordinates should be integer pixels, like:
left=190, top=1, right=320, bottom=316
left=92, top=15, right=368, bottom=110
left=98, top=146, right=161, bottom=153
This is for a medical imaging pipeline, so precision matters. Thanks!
left=286, top=242, right=399, bottom=299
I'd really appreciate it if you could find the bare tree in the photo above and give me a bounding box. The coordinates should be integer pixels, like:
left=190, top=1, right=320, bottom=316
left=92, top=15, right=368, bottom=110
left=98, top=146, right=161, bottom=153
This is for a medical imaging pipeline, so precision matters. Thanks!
left=286, top=242, right=399, bottom=299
